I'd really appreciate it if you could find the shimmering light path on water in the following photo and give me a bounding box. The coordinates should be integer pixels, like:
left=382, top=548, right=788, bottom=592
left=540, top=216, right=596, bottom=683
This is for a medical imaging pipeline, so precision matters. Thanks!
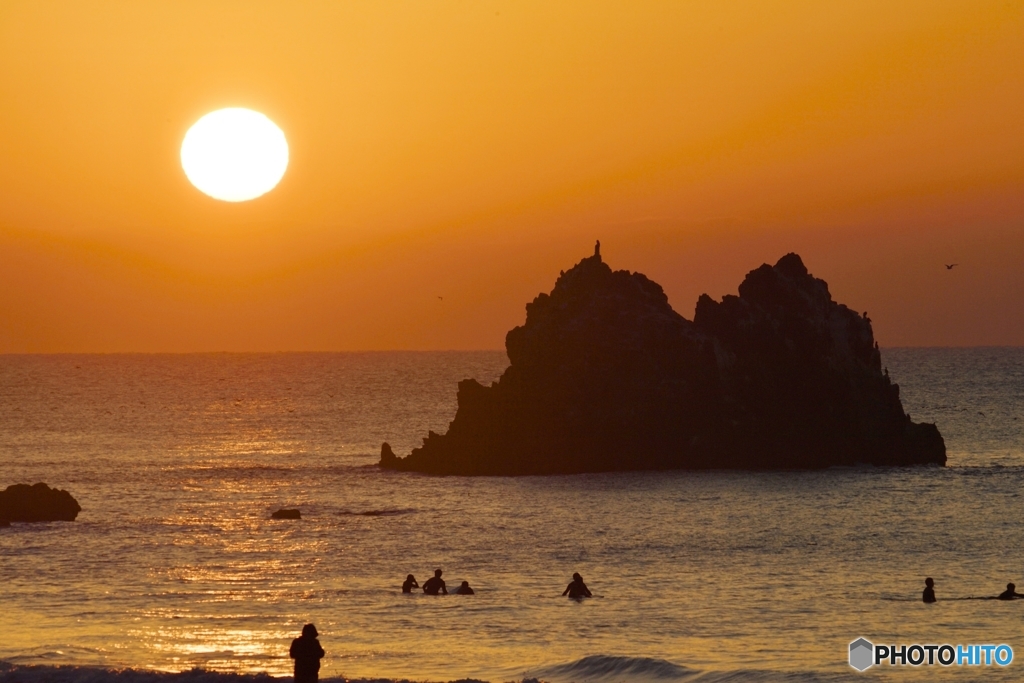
left=1, top=350, right=1023, bottom=682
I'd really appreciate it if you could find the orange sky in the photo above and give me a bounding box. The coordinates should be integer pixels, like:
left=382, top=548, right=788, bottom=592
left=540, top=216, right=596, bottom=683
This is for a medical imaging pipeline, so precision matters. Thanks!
left=1, top=1, right=1022, bottom=352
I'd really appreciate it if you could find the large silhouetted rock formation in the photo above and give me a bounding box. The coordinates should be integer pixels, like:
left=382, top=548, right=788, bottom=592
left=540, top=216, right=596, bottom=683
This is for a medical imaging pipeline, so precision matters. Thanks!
left=0, top=483, right=81, bottom=522
left=381, top=248, right=945, bottom=474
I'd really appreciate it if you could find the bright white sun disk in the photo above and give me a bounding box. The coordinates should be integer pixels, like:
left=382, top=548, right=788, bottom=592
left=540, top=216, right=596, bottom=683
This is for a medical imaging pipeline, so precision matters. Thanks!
left=181, top=108, right=289, bottom=202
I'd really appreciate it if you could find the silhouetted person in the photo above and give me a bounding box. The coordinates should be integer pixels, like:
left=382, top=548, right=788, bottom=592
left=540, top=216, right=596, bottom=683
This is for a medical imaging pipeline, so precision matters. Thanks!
left=594, top=240, right=601, bottom=258
left=922, top=578, right=936, bottom=603
left=423, top=568, right=447, bottom=595
left=563, top=572, right=592, bottom=598
left=290, top=624, right=325, bottom=683
left=997, top=583, right=1024, bottom=600
left=455, top=580, right=475, bottom=595
left=402, top=574, right=419, bottom=593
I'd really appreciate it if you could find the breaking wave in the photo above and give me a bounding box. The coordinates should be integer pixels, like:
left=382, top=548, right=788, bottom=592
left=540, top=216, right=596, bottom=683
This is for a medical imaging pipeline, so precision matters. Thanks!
left=0, top=663, right=285, bottom=683
left=0, top=658, right=857, bottom=683
left=528, top=655, right=698, bottom=681
left=525, top=655, right=856, bottom=683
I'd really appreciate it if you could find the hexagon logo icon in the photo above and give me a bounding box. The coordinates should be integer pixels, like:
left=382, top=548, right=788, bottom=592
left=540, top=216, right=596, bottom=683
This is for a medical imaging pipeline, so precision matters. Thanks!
left=849, top=638, right=874, bottom=671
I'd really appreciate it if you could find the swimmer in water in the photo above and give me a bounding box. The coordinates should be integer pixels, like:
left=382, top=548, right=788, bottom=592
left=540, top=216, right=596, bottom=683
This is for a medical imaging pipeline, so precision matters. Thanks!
left=997, top=583, right=1024, bottom=600
left=422, top=569, right=447, bottom=595
left=562, top=572, right=592, bottom=598
left=922, top=577, right=936, bottom=603
left=402, top=574, right=419, bottom=593
left=455, top=581, right=475, bottom=595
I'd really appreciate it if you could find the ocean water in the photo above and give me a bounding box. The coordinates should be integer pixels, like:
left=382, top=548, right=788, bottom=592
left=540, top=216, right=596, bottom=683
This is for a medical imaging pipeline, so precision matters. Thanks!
left=1, top=349, right=1023, bottom=683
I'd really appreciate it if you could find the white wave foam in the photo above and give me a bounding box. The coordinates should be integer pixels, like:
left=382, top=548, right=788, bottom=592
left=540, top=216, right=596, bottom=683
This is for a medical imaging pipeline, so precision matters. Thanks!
left=527, top=655, right=857, bottom=683
left=529, top=655, right=697, bottom=682
left=0, top=664, right=283, bottom=683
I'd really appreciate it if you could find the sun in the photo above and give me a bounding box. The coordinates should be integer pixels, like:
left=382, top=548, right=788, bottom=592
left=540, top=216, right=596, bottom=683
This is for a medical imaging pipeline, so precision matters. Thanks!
left=180, top=108, right=289, bottom=202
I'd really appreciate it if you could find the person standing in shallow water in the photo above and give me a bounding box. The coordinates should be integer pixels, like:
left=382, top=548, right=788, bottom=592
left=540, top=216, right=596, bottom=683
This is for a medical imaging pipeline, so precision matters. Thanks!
left=563, top=572, right=592, bottom=598
left=402, top=574, right=419, bottom=593
left=290, top=623, right=325, bottom=683
left=997, top=583, right=1024, bottom=600
left=423, top=568, right=447, bottom=595
left=922, top=577, right=936, bottom=603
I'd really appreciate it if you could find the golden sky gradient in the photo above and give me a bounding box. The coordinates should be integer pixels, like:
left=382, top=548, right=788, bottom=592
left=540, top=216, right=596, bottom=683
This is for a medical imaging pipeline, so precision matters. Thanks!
left=1, top=1, right=1022, bottom=352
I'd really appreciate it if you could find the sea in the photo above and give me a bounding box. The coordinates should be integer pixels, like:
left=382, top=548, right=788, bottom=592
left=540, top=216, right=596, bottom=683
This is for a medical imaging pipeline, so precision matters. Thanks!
left=1, top=348, right=1023, bottom=683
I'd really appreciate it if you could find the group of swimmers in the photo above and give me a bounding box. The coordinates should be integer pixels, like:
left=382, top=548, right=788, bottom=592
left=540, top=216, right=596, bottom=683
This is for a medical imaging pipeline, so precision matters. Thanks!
left=300, top=574, right=1024, bottom=682
left=401, top=569, right=593, bottom=598
left=402, top=569, right=475, bottom=595
left=287, top=571, right=592, bottom=682
left=922, top=577, right=1024, bottom=602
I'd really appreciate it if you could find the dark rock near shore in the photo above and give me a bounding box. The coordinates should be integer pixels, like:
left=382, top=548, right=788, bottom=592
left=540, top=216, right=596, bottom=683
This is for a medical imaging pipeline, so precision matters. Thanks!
left=271, top=508, right=302, bottom=519
left=0, top=483, right=82, bottom=522
left=381, top=246, right=946, bottom=475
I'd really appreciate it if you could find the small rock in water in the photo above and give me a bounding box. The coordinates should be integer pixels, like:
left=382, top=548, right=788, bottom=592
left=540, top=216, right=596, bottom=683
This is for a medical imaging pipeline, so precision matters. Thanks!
left=272, top=508, right=301, bottom=519
left=0, top=483, right=81, bottom=522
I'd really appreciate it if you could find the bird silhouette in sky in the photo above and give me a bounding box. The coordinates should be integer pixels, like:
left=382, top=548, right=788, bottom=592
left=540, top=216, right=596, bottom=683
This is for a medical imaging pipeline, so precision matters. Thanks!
left=945, top=263, right=958, bottom=270
left=437, top=296, right=443, bottom=301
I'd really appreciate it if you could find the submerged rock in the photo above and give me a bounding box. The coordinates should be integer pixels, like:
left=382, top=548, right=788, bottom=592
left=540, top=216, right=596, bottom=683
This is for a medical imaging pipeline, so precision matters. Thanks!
left=0, top=483, right=81, bottom=522
left=381, top=246, right=946, bottom=475
left=271, top=508, right=302, bottom=519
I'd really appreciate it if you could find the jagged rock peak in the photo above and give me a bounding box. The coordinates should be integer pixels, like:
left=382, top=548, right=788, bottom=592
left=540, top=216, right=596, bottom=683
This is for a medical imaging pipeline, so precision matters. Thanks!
left=380, top=247, right=945, bottom=475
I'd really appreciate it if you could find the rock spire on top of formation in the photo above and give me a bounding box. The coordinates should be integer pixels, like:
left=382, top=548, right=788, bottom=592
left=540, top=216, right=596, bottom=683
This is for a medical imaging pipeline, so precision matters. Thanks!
left=380, top=247, right=945, bottom=475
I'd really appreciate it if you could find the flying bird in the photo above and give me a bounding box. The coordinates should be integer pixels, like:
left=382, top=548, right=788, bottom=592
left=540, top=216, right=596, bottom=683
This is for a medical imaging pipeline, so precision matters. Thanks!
left=945, top=263, right=958, bottom=270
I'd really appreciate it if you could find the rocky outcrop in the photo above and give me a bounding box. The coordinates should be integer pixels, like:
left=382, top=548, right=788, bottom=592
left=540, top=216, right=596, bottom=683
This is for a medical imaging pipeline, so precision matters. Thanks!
left=0, top=483, right=81, bottom=522
left=381, top=443, right=398, bottom=467
left=271, top=508, right=302, bottom=519
left=381, top=246, right=945, bottom=475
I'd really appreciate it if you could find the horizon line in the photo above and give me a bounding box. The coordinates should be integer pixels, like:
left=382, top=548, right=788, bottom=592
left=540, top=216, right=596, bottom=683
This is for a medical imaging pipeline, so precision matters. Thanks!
left=2, top=345, right=1023, bottom=356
